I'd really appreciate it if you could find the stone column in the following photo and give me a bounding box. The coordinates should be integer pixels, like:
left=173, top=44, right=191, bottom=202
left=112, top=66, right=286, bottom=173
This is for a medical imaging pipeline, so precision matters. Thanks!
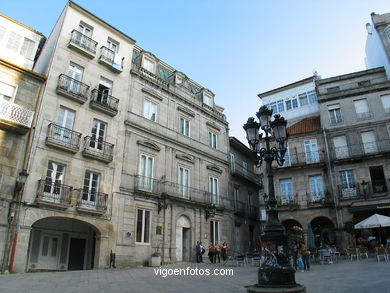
left=12, top=226, right=32, bottom=273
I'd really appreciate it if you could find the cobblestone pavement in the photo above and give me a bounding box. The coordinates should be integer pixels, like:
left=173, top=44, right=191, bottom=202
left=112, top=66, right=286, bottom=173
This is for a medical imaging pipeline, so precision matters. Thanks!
left=0, top=258, right=389, bottom=293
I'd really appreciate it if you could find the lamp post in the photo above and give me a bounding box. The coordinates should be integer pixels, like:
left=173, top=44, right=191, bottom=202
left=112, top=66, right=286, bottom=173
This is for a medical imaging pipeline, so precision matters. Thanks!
left=243, top=106, right=304, bottom=292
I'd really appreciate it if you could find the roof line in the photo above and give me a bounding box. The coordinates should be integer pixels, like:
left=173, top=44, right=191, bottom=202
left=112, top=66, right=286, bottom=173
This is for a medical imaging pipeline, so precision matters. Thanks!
left=0, top=14, right=45, bottom=37
left=258, top=76, right=315, bottom=99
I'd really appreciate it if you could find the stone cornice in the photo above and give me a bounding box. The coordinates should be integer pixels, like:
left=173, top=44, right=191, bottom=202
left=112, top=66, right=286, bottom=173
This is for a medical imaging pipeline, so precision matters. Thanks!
left=142, top=88, right=163, bottom=101
left=177, top=105, right=195, bottom=117
left=137, top=139, right=161, bottom=152
left=206, top=164, right=223, bottom=174
left=206, top=121, right=221, bottom=132
left=176, top=153, right=195, bottom=164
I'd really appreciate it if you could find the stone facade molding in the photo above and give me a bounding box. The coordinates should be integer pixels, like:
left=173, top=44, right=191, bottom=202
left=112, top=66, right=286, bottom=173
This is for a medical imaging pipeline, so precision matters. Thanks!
left=141, top=88, right=163, bottom=101
left=137, top=139, right=161, bottom=152
left=206, top=164, right=223, bottom=174
left=206, top=121, right=221, bottom=132
left=177, top=105, right=195, bottom=117
left=175, top=153, right=195, bottom=164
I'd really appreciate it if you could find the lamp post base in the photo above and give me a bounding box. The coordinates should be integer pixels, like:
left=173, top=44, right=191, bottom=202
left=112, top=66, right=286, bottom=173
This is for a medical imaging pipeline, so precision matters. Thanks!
left=246, top=284, right=306, bottom=293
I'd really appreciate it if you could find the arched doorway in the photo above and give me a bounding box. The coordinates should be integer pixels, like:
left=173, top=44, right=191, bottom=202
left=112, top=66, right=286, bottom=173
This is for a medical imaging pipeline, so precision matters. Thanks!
left=27, top=217, right=100, bottom=271
left=175, top=215, right=191, bottom=262
left=310, top=217, right=335, bottom=247
left=282, top=219, right=304, bottom=244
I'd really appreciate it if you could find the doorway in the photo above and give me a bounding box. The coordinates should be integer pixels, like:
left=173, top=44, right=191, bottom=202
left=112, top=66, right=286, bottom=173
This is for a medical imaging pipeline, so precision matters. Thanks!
left=182, top=228, right=191, bottom=262
left=68, top=238, right=86, bottom=270
left=175, top=215, right=191, bottom=262
left=369, top=166, right=387, bottom=193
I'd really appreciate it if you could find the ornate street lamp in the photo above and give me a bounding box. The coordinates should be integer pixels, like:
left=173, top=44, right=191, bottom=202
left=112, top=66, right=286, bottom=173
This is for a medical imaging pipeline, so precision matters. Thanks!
left=244, top=106, right=304, bottom=292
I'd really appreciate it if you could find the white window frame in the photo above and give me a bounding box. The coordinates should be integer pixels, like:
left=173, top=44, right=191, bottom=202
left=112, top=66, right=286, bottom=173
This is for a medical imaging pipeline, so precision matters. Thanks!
left=309, top=175, right=324, bottom=202
left=381, top=94, right=390, bottom=115
left=178, top=166, right=190, bottom=198
left=280, top=144, right=291, bottom=167
left=136, top=209, right=151, bottom=244
left=82, top=170, right=100, bottom=208
left=210, top=220, right=220, bottom=243
left=203, top=93, right=213, bottom=107
left=279, top=178, right=294, bottom=204
left=179, top=117, right=190, bottom=137
left=328, top=105, right=343, bottom=124
left=106, top=38, right=119, bottom=52
left=332, top=136, right=349, bottom=159
left=142, top=56, right=155, bottom=73
left=354, top=99, right=371, bottom=120
left=143, top=99, right=157, bottom=122
left=43, top=161, right=66, bottom=202
left=340, top=170, right=356, bottom=198
left=138, top=154, right=155, bottom=190
left=233, top=186, right=239, bottom=209
left=299, top=93, right=308, bottom=106
left=208, top=131, right=217, bottom=149
left=209, top=176, right=219, bottom=205
left=304, top=139, right=319, bottom=163
left=361, top=131, right=378, bottom=154
left=242, top=161, right=248, bottom=175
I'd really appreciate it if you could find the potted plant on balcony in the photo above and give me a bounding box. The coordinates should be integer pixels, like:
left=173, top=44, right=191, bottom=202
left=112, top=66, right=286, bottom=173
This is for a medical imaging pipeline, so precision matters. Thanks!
left=150, top=241, right=161, bottom=267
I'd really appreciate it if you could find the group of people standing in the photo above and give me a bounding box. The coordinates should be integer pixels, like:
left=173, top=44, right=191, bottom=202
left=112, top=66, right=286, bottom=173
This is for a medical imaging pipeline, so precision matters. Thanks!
left=195, top=241, right=228, bottom=263
left=290, top=240, right=310, bottom=271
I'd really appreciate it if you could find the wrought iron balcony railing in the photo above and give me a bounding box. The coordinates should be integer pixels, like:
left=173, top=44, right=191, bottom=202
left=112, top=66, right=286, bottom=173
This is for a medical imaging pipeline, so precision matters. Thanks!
left=277, top=150, right=325, bottom=168
left=331, top=139, right=390, bottom=160
left=90, top=89, right=119, bottom=116
left=82, top=136, right=114, bottom=163
left=131, top=64, right=170, bottom=88
left=36, top=179, right=72, bottom=207
left=99, top=46, right=123, bottom=72
left=230, top=162, right=263, bottom=186
left=338, top=179, right=389, bottom=200
left=76, top=189, right=108, bottom=213
left=46, top=123, right=81, bottom=152
left=0, top=100, right=34, bottom=129
left=69, top=29, right=97, bottom=55
left=57, top=74, right=89, bottom=103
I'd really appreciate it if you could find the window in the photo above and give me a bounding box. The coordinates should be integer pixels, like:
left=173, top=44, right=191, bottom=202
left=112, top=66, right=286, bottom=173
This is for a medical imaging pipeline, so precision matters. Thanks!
left=203, top=94, right=212, bottom=107
left=233, top=186, right=239, bottom=209
left=77, top=23, right=93, bottom=48
left=97, top=76, right=113, bottom=104
left=55, top=106, right=75, bottom=144
left=280, top=144, right=291, bottom=167
left=176, top=75, right=183, bottom=85
left=209, top=177, right=219, bottom=205
left=327, top=86, right=340, bottom=93
left=279, top=179, right=294, bottom=204
left=139, top=154, right=154, bottom=190
left=354, top=99, right=371, bottom=119
left=304, top=139, right=319, bottom=163
left=229, top=153, right=235, bottom=171
left=308, top=90, right=317, bottom=103
left=268, top=102, right=277, bottom=113
left=299, top=93, right=308, bottom=106
left=358, top=80, right=371, bottom=87
left=332, top=136, right=349, bottom=159
left=178, top=167, right=190, bottom=198
left=142, top=57, right=155, bottom=73
left=143, top=100, right=157, bottom=121
left=339, top=170, right=356, bottom=197
left=20, top=38, right=35, bottom=59
left=361, top=131, right=378, bottom=154
left=67, top=62, right=84, bottom=93
left=277, top=100, right=284, bottom=112
left=292, top=98, right=298, bottom=108
left=43, top=161, right=65, bottom=201
left=6, top=32, right=22, bottom=52
left=0, top=81, right=16, bottom=102
left=285, top=100, right=292, bottom=110
left=208, top=131, right=217, bottom=149
left=136, top=209, right=150, bottom=243
left=78, top=23, right=92, bottom=37
left=106, top=39, right=118, bottom=52
left=242, top=161, right=248, bottom=175
left=328, top=104, right=343, bottom=124
left=179, top=117, right=190, bottom=136
left=90, top=119, right=107, bottom=151
left=0, top=26, right=6, bottom=41
left=381, top=94, right=390, bottom=114
left=82, top=171, right=100, bottom=205
left=210, top=221, right=220, bottom=243
left=309, top=175, right=324, bottom=201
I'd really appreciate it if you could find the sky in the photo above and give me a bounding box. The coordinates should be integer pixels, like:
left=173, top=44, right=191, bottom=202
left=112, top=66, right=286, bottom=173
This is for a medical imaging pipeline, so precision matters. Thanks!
left=2, top=0, right=389, bottom=144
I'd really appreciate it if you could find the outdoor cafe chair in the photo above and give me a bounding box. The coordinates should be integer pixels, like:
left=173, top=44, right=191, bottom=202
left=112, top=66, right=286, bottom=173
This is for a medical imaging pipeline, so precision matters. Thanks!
left=358, top=247, right=369, bottom=259
left=246, top=252, right=254, bottom=265
left=318, top=249, right=333, bottom=264
left=376, top=247, right=388, bottom=262
left=253, top=252, right=261, bottom=266
left=347, top=248, right=359, bottom=261
left=236, top=254, right=246, bottom=266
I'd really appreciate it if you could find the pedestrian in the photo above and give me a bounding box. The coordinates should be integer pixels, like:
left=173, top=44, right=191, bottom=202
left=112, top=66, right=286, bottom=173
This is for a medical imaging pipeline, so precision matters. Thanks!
left=214, top=241, right=221, bottom=263
left=195, top=241, right=202, bottom=263
left=299, top=242, right=310, bottom=271
left=290, top=240, right=298, bottom=270
left=200, top=241, right=205, bottom=262
left=208, top=242, right=215, bottom=263
left=221, top=242, right=228, bottom=263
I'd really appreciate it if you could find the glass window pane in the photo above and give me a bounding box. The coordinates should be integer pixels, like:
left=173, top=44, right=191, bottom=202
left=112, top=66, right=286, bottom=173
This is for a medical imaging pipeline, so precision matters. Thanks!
left=144, top=210, right=150, bottom=243
left=136, top=210, right=143, bottom=242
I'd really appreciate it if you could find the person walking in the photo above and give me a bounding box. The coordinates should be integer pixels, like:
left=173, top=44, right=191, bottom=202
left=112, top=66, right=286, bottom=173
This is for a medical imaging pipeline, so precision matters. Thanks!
left=221, top=242, right=228, bottom=264
left=208, top=242, right=215, bottom=263
left=299, top=242, right=310, bottom=271
left=195, top=241, right=202, bottom=263
left=290, top=240, right=298, bottom=270
left=214, top=241, right=221, bottom=263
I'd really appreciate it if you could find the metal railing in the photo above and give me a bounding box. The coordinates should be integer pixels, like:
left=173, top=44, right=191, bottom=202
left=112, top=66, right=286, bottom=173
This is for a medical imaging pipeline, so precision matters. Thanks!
left=277, top=150, right=325, bottom=168
left=76, top=189, right=108, bottom=212
left=57, top=74, right=89, bottom=100
left=356, top=112, right=372, bottom=120
left=338, top=184, right=362, bottom=199
left=162, top=180, right=210, bottom=204
left=90, top=89, right=119, bottom=113
left=82, top=136, right=114, bottom=162
left=131, top=64, right=170, bottom=88
left=100, top=46, right=115, bottom=63
left=0, top=100, right=34, bottom=128
left=46, top=123, right=81, bottom=150
left=36, top=179, right=72, bottom=206
left=330, top=139, right=390, bottom=160
left=70, top=29, right=97, bottom=54
left=230, top=162, right=263, bottom=186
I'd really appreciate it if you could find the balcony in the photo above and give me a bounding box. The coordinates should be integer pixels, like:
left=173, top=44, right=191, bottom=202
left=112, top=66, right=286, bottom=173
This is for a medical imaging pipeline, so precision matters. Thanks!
left=338, top=180, right=389, bottom=201
left=56, top=74, right=89, bottom=104
left=36, top=179, right=72, bottom=209
left=82, top=136, right=114, bottom=163
left=278, top=196, right=299, bottom=210
left=162, top=181, right=212, bottom=205
left=68, top=29, right=97, bottom=59
left=331, top=139, right=390, bottom=162
left=98, top=46, right=123, bottom=73
left=76, top=189, right=108, bottom=214
left=306, top=192, right=332, bottom=207
left=90, top=89, right=119, bottom=116
left=356, top=112, right=372, bottom=121
left=0, top=100, right=34, bottom=134
left=230, top=162, right=263, bottom=187
left=277, top=151, right=325, bottom=169
left=131, top=64, right=170, bottom=88
left=45, top=123, right=81, bottom=153
left=233, top=201, right=246, bottom=217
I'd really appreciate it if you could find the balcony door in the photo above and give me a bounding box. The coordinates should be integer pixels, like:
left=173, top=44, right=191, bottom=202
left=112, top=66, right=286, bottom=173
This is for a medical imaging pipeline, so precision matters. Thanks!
left=43, top=161, right=65, bottom=203
left=369, top=166, right=388, bottom=193
left=139, top=154, right=154, bottom=190
left=304, top=139, right=319, bottom=163
left=90, top=119, right=106, bottom=151
left=55, top=106, right=75, bottom=144
left=97, top=77, right=112, bottom=104
left=67, top=62, right=84, bottom=93
left=361, top=131, right=378, bottom=154
left=82, top=171, right=99, bottom=208
left=38, top=233, right=60, bottom=270
left=77, top=23, right=92, bottom=48
left=178, top=167, right=190, bottom=198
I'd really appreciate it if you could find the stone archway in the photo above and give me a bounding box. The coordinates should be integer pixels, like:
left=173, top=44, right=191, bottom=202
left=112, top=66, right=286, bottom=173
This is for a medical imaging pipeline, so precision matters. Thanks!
left=282, top=219, right=304, bottom=244
left=310, top=216, right=335, bottom=247
left=175, top=215, right=191, bottom=262
left=27, top=217, right=101, bottom=271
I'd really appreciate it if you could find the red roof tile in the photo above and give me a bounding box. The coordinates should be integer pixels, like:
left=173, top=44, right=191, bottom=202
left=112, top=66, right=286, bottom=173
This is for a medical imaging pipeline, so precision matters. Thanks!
left=287, top=116, right=321, bottom=136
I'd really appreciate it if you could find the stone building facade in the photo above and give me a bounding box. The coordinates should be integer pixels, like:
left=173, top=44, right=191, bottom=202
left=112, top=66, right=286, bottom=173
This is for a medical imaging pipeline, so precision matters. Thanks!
left=229, top=137, right=263, bottom=254
left=3, top=1, right=232, bottom=273
left=0, top=14, right=46, bottom=272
